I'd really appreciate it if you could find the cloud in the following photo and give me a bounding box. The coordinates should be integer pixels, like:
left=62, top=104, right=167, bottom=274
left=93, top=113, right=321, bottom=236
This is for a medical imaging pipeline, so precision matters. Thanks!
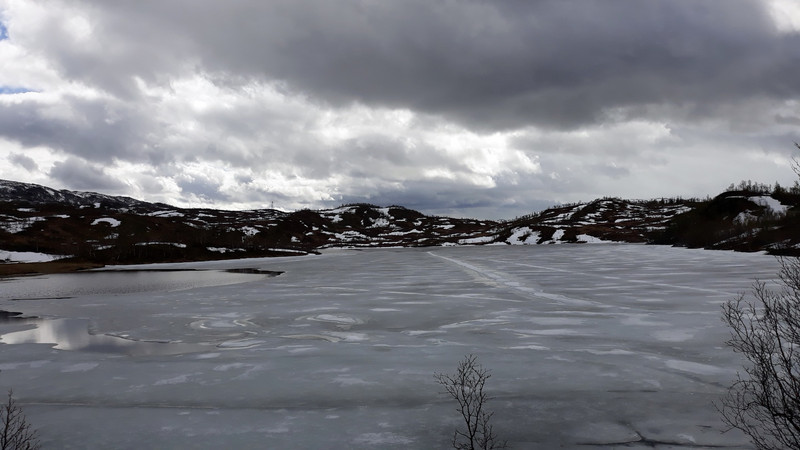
left=176, top=175, right=229, bottom=203
left=49, top=157, right=127, bottom=192
left=0, top=0, right=799, bottom=218
left=9, top=152, right=37, bottom=171
left=30, top=0, right=796, bottom=132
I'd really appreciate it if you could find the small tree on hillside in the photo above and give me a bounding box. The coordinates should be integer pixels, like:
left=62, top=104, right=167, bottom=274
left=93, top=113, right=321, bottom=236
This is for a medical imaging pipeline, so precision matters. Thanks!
left=720, top=257, right=800, bottom=449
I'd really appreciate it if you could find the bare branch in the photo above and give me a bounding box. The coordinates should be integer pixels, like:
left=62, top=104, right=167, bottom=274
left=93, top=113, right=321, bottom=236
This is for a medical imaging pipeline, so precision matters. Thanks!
left=0, top=390, right=40, bottom=450
left=435, top=354, right=508, bottom=450
left=720, top=257, right=800, bottom=449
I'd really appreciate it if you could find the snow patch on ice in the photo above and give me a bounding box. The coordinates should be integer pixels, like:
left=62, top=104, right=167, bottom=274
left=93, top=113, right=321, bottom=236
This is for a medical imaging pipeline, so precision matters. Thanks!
left=301, top=314, right=365, bottom=329
left=217, top=339, right=265, bottom=349
left=154, top=373, right=198, bottom=385
left=281, top=334, right=341, bottom=342
left=323, top=331, right=369, bottom=342
left=510, top=328, right=585, bottom=336
left=653, top=329, right=695, bottom=342
left=664, top=359, right=724, bottom=375
left=61, top=362, right=99, bottom=373
left=580, top=349, right=634, bottom=355
left=0, top=361, right=50, bottom=370
left=503, top=344, right=550, bottom=350
left=403, top=330, right=445, bottom=336
left=353, top=432, right=414, bottom=445
left=314, top=314, right=361, bottom=324
left=213, top=363, right=252, bottom=372
left=332, top=375, right=376, bottom=386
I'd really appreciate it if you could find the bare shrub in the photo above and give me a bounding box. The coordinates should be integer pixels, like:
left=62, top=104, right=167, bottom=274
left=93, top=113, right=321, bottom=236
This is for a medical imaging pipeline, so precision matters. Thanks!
left=720, top=257, right=800, bottom=449
left=1, top=390, right=40, bottom=450
left=435, top=354, right=507, bottom=450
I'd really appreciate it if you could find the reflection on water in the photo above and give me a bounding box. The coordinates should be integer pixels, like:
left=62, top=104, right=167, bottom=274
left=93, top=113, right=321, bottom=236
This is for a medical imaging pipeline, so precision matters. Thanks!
left=0, top=269, right=280, bottom=300
left=0, top=316, right=207, bottom=356
left=0, top=268, right=281, bottom=355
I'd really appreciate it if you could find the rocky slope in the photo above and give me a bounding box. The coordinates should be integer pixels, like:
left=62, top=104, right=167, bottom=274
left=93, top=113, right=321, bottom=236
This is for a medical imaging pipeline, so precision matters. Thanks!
left=0, top=180, right=496, bottom=263
left=2, top=179, right=800, bottom=265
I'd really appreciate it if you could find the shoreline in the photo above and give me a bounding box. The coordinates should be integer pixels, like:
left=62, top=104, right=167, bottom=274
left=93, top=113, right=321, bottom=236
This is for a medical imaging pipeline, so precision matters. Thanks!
left=0, top=261, right=106, bottom=278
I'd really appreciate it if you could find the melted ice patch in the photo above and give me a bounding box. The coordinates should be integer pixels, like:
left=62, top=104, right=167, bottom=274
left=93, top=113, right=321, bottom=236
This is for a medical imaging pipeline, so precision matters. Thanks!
left=0, top=317, right=205, bottom=356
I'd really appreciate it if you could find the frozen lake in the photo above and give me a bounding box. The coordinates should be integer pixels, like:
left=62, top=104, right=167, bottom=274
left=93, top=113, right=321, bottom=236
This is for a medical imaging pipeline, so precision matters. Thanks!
left=0, top=244, right=781, bottom=448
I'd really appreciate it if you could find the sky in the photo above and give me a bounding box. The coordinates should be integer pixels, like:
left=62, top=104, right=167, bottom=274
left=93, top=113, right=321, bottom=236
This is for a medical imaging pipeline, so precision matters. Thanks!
left=1, top=0, right=800, bottom=219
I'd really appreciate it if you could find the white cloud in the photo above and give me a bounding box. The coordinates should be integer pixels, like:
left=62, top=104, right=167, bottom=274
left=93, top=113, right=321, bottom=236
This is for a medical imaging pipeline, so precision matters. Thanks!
left=767, top=0, right=800, bottom=32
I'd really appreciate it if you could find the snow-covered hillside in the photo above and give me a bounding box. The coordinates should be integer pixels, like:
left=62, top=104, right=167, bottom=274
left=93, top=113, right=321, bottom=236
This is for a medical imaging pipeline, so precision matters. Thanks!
left=2, top=179, right=800, bottom=265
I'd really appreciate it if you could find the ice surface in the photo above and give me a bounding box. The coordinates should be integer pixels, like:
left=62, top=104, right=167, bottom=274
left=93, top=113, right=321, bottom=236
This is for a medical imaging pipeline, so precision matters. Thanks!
left=0, top=245, right=778, bottom=448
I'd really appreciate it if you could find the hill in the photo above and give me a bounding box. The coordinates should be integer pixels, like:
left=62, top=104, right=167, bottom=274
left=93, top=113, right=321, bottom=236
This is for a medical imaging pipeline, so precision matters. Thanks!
left=2, top=179, right=800, bottom=269
left=0, top=180, right=496, bottom=265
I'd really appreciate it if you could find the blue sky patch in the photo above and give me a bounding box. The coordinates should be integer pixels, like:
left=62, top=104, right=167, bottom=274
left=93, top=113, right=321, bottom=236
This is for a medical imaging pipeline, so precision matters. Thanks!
left=0, top=22, right=7, bottom=40
left=0, top=86, right=34, bottom=95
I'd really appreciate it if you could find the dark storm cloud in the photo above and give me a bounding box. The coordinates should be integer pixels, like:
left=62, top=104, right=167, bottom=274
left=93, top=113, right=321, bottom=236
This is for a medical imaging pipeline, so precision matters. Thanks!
left=0, top=96, right=171, bottom=166
left=328, top=135, right=455, bottom=180
left=49, top=157, right=126, bottom=192
left=50, top=0, right=800, bottom=131
left=176, top=176, right=229, bottom=203
left=3, top=0, right=799, bottom=218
